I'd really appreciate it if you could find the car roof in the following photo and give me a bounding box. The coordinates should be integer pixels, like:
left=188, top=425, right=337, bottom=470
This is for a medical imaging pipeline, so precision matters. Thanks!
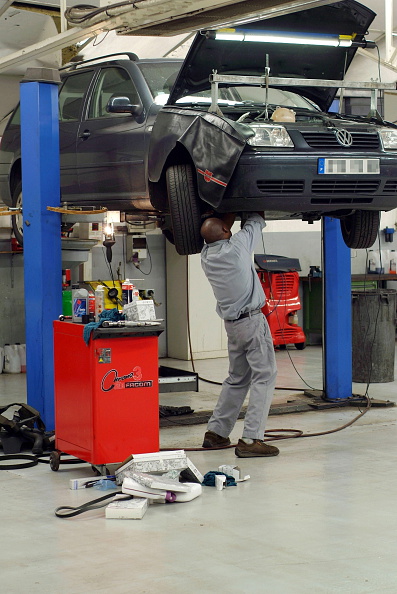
left=61, top=53, right=182, bottom=73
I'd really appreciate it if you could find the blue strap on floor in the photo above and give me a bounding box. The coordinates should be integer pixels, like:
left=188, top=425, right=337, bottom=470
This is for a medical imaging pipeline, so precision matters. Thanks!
left=83, top=309, right=125, bottom=344
left=202, top=471, right=237, bottom=487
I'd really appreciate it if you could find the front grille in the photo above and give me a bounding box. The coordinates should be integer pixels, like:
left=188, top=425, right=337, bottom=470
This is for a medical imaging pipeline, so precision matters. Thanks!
left=273, top=329, right=299, bottom=341
left=273, top=274, right=296, bottom=299
left=257, top=180, right=304, bottom=194
left=301, top=132, right=379, bottom=150
left=384, top=180, right=397, bottom=193
left=311, top=180, right=379, bottom=194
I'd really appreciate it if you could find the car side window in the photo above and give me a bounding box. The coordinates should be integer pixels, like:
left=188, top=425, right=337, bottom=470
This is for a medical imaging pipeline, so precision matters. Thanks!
left=59, top=71, right=94, bottom=122
left=88, top=67, right=140, bottom=119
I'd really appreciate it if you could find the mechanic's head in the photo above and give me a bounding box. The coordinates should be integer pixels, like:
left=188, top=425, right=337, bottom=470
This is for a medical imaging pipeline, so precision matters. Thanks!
left=201, top=217, right=232, bottom=243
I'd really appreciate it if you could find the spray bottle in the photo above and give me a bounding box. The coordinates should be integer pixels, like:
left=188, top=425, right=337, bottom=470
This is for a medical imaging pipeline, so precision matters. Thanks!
left=95, top=284, right=105, bottom=321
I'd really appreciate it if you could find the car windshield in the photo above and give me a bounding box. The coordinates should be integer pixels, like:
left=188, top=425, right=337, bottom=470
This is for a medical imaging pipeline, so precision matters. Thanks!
left=138, top=62, right=318, bottom=111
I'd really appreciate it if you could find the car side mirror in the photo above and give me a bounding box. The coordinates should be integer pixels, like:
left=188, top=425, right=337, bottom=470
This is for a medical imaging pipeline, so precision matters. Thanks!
left=107, top=96, right=143, bottom=116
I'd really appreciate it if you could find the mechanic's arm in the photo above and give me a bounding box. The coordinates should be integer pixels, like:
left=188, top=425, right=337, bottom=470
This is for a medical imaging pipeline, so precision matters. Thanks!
left=220, top=213, right=237, bottom=230
left=235, top=212, right=265, bottom=251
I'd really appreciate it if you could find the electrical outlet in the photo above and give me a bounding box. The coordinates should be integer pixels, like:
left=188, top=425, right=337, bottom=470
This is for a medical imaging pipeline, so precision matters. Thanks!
left=126, top=234, right=147, bottom=260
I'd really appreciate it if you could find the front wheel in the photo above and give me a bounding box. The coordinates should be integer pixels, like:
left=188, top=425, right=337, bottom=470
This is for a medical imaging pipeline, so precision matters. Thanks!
left=11, top=181, right=24, bottom=246
left=340, top=210, right=379, bottom=249
left=166, top=164, right=203, bottom=255
left=295, top=342, right=306, bottom=350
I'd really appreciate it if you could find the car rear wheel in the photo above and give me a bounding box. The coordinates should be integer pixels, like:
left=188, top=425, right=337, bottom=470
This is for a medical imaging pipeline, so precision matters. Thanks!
left=340, top=210, right=379, bottom=249
left=166, top=163, right=203, bottom=255
left=11, top=181, right=24, bottom=246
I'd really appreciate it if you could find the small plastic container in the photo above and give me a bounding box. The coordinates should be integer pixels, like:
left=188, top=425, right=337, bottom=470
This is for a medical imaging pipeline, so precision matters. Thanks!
left=62, top=289, right=72, bottom=317
left=72, top=285, right=88, bottom=323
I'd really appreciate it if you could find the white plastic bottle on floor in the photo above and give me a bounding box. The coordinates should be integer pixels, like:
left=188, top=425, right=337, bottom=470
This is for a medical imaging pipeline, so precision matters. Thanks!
left=16, top=343, right=26, bottom=373
left=3, top=344, right=21, bottom=373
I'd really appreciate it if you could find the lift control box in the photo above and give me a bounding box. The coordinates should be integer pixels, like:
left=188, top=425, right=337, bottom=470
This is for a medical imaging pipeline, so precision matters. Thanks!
left=53, top=321, right=163, bottom=465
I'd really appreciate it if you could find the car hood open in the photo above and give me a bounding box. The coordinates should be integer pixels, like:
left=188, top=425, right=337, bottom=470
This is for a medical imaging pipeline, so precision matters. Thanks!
left=167, top=0, right=376, bottom=112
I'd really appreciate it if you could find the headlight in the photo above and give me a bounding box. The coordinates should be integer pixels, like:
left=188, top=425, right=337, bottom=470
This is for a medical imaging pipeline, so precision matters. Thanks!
left=247, top=124, right=293, bottom=147
left=379, top=129, right=397, bottom=150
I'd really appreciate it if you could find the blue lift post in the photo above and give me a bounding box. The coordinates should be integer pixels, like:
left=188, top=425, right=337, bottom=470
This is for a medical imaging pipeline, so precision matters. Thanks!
left=20, top=68, right=62, bottom=430
left=322, top=216, right=353, bottom=400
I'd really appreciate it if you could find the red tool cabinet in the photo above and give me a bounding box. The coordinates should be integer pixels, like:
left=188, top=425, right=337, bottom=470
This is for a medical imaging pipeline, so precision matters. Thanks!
left=53, top=321, right=163, bottom=466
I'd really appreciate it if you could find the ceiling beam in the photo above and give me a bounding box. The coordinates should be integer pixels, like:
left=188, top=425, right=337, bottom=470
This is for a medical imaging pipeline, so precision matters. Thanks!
left=357, top=47, right=397, bottom=75
left=0, top=0, right=333, bottom=73
left=0, top=0, right=14, bottom=18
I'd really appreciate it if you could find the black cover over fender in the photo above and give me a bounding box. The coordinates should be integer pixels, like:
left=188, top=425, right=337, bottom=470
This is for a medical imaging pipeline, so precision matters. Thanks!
left=148, top=107, right=253, bottom=208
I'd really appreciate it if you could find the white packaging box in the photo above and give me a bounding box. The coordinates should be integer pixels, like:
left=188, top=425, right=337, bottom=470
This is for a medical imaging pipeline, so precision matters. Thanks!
left=106, top=497, right=148, bottom=519
left=115, top=450, right=188, bottom=484
left=180, top=457, right=204, bottom=483
left=123, top=300, right=156, bottom=321
left=218, top=464, right=250, bottom=482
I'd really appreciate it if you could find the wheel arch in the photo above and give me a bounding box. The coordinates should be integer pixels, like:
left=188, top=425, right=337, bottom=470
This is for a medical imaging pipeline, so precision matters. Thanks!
left=10, top=159, right=22, bottom=197
left=149, top=142, right=196, bottom=212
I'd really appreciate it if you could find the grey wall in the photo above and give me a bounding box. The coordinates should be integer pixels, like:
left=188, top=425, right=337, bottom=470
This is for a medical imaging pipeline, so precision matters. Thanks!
left=0, top=249, right=25, bottom=345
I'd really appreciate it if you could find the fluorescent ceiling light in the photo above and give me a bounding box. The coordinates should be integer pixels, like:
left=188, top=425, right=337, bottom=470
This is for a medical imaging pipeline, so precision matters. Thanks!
left=214, top=28, right=353, bottom=47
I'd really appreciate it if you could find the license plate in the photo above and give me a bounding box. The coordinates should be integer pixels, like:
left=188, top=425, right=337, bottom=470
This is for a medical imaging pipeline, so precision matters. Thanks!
left=318, top=158, right=380, bottom=174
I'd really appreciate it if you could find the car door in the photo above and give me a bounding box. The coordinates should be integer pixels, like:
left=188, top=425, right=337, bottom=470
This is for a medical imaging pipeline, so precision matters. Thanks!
left=75, top=65, right=146, bottom=206
left=58, top=70, right=95, bottom=200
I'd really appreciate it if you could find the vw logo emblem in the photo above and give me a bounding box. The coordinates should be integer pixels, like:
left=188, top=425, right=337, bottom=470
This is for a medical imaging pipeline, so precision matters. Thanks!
left=335, top=129, right=353, bottom=147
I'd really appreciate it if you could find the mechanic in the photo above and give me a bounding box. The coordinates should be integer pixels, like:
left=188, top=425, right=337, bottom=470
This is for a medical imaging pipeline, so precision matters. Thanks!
left=200, top=212, right=279, bottom=458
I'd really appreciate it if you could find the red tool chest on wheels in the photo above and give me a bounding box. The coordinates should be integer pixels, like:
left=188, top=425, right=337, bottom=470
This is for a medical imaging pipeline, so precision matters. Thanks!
left=256, top=266, right=306, bottom=350
left=53, top=321, right=163, bottom=468
left=255, top=254, right=306, bottom=349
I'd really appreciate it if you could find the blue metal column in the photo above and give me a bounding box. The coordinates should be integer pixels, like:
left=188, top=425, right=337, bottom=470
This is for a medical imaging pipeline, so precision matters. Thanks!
left=322, top=216, right=352, bottom=400
left=20, top=69, right=62, bottom=430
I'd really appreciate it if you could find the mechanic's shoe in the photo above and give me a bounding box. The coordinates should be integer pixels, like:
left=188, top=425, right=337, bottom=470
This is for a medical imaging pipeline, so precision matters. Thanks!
left=235, top=439, right=279, bottom=458
left=202, top=431, right=231, bottom=449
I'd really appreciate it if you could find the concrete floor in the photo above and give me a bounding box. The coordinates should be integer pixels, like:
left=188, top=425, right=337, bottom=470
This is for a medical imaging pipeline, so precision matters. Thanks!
left=1, top=345, right=397, bottom=593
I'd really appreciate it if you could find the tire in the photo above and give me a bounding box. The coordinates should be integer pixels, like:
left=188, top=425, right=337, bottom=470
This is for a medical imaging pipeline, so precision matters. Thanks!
left=11, top=181, right=24, bottom=246
left=166, top=163, right=203, bottom=255
left=295, top=342, right=306, bottom=350
left=340, top=210, right=379, bottom=249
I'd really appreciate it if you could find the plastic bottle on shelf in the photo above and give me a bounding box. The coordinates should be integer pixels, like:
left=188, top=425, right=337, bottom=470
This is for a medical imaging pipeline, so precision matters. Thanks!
left=132, top=284, right=140, bottom=301
left=62, top=289, right=72, bottom=317
left=389, top=250, right=396, bottom=274
left=88, top=292, right=96, bottom=317
left=72, top=285, right=88, bottom=323
left=122, top=279, right=133, bottom=305
left=368, top=250, right=376, bottom=273
left=95, top=284, right=105, bottom=321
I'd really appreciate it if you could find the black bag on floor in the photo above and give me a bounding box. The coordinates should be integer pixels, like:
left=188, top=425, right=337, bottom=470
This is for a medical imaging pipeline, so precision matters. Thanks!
left=0, top=403, right=53, bottom=455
